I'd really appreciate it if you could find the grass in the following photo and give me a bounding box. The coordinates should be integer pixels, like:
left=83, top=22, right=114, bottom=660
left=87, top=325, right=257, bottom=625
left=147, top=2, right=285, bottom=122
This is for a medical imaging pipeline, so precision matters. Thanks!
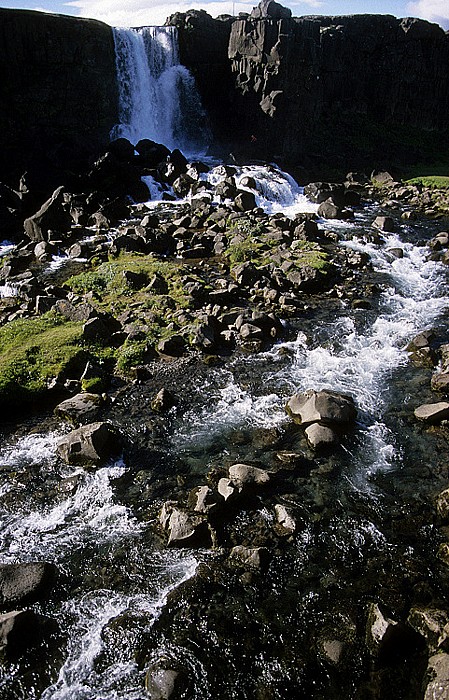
left=405, top=175, right=449, bottom=189
left=0, top=313, right=86, bottom=409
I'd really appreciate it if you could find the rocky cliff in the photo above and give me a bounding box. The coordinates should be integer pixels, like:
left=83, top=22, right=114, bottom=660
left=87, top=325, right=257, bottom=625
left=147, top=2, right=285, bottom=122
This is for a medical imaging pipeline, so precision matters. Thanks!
left=0, top=9, right=118, bottom=184
left=169, top=0, right=449, bottom=170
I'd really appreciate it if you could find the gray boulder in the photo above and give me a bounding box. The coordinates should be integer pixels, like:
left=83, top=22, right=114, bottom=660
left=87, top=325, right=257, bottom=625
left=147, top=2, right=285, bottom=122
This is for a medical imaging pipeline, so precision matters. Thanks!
left=0, top=609, right=57, bottom=660
left=305, top=422, right=339, bottom=449
left=23, top=186, right=72, bottom=242
left=54, top=393, right=103, bottom=425
left=423, top=653, right=449, bottom=700
left=230, top=546, right=270, bottom=572
left=228, top=463, right=270, bottom=490
left=162, top=506, right=212, bottom=548
left=0, top=562, right=56, bottom=607
left=145, top=655, right=191, bottom=700
left=56, top=421, right=122, bottom=466
left=286, top=389, right=357, bottom=427
left=414, top=402, right=449, bottom=423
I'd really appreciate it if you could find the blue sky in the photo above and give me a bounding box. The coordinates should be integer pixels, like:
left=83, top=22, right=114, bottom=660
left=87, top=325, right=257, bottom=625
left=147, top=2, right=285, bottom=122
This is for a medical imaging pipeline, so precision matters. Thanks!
left=1, top=0, right=448, bottom=29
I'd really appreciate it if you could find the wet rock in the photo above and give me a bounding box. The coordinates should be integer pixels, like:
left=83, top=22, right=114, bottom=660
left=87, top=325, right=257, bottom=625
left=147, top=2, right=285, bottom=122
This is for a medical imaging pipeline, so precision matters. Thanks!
left=56, top=421, right=122, bottom=466
left=414, top=402, right=449, bottom=423
left=423, top=653, right=449, bottom=700
left=187, top=485, right=220, bottom=514
left=305, top=422, right=339, bottom=449
left=436, top=488, right=449, bottom=522
left=234, top=190, right=256, bottom=212
left=431, top=372, right=449, bottom=393
left=408, top=608, right=449, bottom=652
left=228, top=464, right=270, bottom=490
left=373, top=215, right=397, bottom=232
left=151, top=388, right=177, bottom=413
left=145, top=655, right=192, bottom=700
left=217, top=477, right=238, bottom=502
left=229, top=546, right=270, bottom=572
left=0, top=562, right=56, bottom=608
left=365, top=602, right=424, bottom=664
left=164, top=507, right=212, bottom=548
left=317, top=199, right=344, bottom=219
left=157, top=335, right=186, bottom=358
left=274, top=504, right=296, bottom=535
left=54, top=392, right=103, bottom=425
left=286, top=389, right=357, bottom=427
left=320, top=638, right=345, bottom=666
left=0, top=610, right=57, bottom=660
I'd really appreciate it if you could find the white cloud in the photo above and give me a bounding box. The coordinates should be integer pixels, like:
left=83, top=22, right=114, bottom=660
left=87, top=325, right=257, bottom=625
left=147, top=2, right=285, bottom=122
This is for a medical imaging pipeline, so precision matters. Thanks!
left=65, top=0, right=251, bottom=26
left=407, top=0, right=449, bottom=27
left=64, top=0, right=325, bottom=27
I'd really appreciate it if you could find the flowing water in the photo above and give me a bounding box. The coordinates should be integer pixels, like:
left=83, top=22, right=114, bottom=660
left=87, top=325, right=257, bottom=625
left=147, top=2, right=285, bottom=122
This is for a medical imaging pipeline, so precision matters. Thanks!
left=111, top=26, right=209, bottom=154
left=1, top=187, right=448, bottom=697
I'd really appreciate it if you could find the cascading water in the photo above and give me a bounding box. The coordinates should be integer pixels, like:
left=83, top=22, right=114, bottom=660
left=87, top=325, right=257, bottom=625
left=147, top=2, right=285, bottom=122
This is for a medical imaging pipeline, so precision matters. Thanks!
left=111, top=26, right=209, bottom=154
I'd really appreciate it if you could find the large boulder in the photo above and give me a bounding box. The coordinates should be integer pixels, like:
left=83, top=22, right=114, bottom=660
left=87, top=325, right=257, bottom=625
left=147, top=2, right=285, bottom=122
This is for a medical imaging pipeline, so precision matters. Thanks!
left=54, top=393, right=104, bottom=425
left=228, top=463, right=270, bottom=490
left=56, top=421, right=122, bottom=465
left=161, top=506, right=213, bottom=548
left=286, top=390, right=357, bottom=427
left=0, top=610, right=57, bottom=660
left=0, top=562, right=56, bottom=608
left=23, top=186, right=73, bottom=242
left=414, top=402, right=449, bottom=423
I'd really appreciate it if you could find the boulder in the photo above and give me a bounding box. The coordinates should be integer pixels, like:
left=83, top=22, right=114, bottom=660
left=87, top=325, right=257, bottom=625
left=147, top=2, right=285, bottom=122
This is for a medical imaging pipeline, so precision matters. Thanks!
left=373, top=216, right=397, bottom=232
left=431, top=372, right=449, bottom=393
left=286, top=390, right=357, bottom=427
left=23, top=186, right=73, bottom=242
left=56, top=421, right=122, bottom=466
left=151, top=388, right=177, bottom=413
left=365, top=602, right=424, bottom=664
left=157, top=335, right=186, bottom=358
left=54, top=393, right=103, bottom=425
left=0, top=610, right=57, bottom=660
left=408, top=608, right=449, bottom=652
left=0, top=562, right=56, bottom=607
left=234, top=190, right=256, bottom=212
left=414, top=402, right=449, bottom=423
left=274, top=504, right=296, bottom=535
left=304, top=423, right=338, bottom=449
left=423, top=653, right=449, bottom=700
left=187, top=485, right=219, bottom=514
left=436, top=488, right=449, bottom=522
left=145, top=655, right=191, bottom=700
left=217, top=477, right=238, bottom=502
left=229, top=546, right=271, bottom=572
left=165, top=508, right=212, bottom=548
left=228, top=463, right=270, bottom=490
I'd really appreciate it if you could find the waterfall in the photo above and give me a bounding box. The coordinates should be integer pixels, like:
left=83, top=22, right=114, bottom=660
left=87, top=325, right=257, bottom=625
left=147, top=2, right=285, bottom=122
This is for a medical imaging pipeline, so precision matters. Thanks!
left=111, top=26, right=209, bottom=155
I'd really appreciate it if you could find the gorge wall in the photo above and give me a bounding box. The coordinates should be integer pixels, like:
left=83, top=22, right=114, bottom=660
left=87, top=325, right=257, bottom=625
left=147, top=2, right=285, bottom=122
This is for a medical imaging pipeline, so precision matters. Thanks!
left=0, top=1, right=448, bottom=185
left=168, top=1, right=449, bottom=170
left=0, top=8, right=118, bottom=184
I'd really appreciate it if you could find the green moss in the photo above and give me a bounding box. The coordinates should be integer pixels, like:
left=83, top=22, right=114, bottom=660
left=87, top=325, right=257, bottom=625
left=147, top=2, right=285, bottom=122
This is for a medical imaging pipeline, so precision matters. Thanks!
left=406, top=175, right=449, bottom=189
left=227, top=236, right=264, bottom=265
left=0, top=313, right=86, bottom=408
left=115, top=339, right=151, bottom=375
left=65, top=253, right=192, bottom=314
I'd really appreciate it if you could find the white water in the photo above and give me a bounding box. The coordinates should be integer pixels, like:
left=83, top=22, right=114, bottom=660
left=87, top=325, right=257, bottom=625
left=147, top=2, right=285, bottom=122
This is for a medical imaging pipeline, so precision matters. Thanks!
left=112, top=26, right=208, bottom=154
left=174, top=222, right=449, bottom=481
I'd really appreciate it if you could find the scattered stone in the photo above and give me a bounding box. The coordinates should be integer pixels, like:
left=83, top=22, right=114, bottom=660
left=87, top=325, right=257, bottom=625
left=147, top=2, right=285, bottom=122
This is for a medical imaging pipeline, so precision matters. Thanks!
left=151, top=388, right=177, bottom=413
left=414, top=402, right=449, bottom=423
left=274, top=504, right=296, bottom=535
left=165, top=507, right=212, bottom=548
left=304, top=422, right=338, bottom=449
left=373, top=215, right=396, bottom=232
left=145, top=655, right=191, bottom=700
left=56, top=422, right=122, bottom=466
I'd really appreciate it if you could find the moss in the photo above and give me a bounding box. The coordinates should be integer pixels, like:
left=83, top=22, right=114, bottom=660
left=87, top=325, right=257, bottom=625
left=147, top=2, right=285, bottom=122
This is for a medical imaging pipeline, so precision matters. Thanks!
left=65, top=253, right=192, bottom=315
left=115, top=339, right=152, bottom=375
left=0, top=313, right=86, bottom=409
left=406, top=175, right=449, bottom=189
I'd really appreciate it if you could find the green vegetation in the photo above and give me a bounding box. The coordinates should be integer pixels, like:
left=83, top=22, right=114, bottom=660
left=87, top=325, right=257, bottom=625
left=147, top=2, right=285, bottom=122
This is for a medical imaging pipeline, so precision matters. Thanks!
left=406, top=175, right=449, bottom=189
left=0, top=313, right=86, bottom=409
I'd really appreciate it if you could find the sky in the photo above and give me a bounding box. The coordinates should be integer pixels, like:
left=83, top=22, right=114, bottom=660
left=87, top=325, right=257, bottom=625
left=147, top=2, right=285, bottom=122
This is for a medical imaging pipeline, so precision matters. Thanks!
left=1, top=0, right=448, bottom=30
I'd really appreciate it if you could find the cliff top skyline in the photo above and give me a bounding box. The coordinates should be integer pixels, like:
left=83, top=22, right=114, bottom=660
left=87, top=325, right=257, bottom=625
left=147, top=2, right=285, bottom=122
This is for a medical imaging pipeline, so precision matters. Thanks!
left=2, top=0, right=448, bottom=29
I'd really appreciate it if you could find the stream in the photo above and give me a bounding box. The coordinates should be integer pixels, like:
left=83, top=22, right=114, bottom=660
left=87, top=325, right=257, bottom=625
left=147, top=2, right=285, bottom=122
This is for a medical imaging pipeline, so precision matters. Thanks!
left=1, top=189, right=449, bottom=698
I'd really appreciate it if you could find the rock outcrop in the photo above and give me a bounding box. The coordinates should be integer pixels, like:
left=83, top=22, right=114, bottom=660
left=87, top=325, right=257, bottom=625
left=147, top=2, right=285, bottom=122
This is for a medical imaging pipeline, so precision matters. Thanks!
left=0, top=8, right=118, bottom=183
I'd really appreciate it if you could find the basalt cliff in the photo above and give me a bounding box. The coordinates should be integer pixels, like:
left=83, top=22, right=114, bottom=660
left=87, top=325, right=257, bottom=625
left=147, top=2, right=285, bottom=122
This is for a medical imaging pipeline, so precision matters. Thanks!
left=0, top=0, right=449, bottom=181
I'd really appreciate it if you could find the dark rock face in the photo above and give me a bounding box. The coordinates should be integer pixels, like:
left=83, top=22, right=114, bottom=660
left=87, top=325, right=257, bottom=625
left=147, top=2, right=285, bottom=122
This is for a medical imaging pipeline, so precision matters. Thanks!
left=0, top=8, right=118, bottom=183
left=169, top=4, right=449, bottom=167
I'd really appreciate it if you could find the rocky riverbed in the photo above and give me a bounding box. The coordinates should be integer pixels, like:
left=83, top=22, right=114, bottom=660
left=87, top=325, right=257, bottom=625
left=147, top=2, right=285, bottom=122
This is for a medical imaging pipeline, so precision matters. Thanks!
left=1, top=140, right=449, bottom=699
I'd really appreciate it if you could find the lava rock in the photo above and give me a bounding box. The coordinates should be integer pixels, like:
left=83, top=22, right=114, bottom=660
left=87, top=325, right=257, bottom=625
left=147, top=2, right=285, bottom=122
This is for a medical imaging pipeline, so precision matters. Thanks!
left=56, top=421, right=122, bottom=466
